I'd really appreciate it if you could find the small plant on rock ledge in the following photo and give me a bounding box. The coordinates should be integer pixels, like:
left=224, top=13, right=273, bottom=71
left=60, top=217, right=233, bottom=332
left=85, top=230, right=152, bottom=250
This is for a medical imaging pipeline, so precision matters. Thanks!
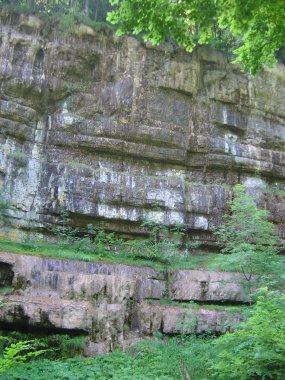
left=0, top=192, right=9, bottom=224
left=124, top=219, right=187, bottom=265
left=50, top=209, right=120, bottom=257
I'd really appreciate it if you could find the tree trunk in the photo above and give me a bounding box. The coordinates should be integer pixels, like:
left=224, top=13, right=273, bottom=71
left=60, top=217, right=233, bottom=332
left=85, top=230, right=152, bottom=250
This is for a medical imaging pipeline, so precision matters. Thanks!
left=94, top=0, right=99, bottom=22
left=26, top=0, right=34, bottom=10
left=180, top=358, right=191, bottom=380
left=83, top=0, right=89, bottom=15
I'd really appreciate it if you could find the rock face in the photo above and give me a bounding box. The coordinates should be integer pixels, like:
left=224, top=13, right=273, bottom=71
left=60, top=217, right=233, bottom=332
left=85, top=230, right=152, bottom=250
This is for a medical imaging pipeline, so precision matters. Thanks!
left=0, top=252, right=245, bottom=353
left=0, top=11, right=284, bottom=246
left=170, top=269, right=252, bottom=303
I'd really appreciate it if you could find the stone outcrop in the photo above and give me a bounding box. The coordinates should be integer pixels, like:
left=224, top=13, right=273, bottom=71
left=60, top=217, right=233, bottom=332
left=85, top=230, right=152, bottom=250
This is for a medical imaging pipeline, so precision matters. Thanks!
left=0, top=252, right=245, bottom=353
left=170, top=269, right=252, bottom=303
left=0, top=11, right=284, bottom=248
left=137, top=303, right=243, bottom=335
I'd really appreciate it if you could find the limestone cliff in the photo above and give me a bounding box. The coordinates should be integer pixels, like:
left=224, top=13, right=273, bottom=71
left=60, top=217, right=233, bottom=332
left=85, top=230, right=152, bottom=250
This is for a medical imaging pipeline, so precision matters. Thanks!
left=0, top=252, right=246, bottom=354
left=0, top=10, right=285, bottom=247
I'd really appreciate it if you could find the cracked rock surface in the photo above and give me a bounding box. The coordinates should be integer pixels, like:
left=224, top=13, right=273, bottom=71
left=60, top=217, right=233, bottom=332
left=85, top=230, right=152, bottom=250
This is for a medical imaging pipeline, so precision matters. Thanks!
left=0, top=11, right=284, bottom=247
left=0, top=252, right=246, bottom=353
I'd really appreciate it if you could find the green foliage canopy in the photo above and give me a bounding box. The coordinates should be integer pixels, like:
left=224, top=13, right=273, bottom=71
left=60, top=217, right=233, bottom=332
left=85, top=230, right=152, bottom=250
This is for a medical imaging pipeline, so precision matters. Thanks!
left=108, top=0, right=285, bottom=74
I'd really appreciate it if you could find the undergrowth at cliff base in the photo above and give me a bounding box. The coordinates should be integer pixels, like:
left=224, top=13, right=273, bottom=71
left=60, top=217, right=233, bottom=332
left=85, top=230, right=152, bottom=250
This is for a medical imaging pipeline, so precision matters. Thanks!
left=0, top=236, right=284, bottom=275
left=0, top=238, right=165, bottom=270
left=0, top=332, right=86, bottom=361
left=0, top=335, right=215, bottom=380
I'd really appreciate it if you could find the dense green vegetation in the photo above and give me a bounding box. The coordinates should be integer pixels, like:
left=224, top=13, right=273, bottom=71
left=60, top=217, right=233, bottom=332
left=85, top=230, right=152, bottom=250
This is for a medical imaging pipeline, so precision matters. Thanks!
left=215, top=184, right=284, bottom=301
left=0, top=333, right=86, bottom=362
left=211, top=289, right=285, bottom=380
left=1, top=338, right=210, bottom=380
left=108, top=0, right=285, bottom=74
left=0, top=339, right=46, bottom=374
left=216, top=184, right=279, bottom=268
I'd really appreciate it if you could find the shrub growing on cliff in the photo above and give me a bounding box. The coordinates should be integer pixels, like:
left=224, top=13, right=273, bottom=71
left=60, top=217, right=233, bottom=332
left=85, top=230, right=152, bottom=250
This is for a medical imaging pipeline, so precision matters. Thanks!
left=0, top=0, right=113, bottom=32
left=51, top=216, right=118, bottom=257
left=0, top=193, right=9, bottom=223
left=215, top=184, right=281, bottom=296
left=124, top=220, right=187, bottom=264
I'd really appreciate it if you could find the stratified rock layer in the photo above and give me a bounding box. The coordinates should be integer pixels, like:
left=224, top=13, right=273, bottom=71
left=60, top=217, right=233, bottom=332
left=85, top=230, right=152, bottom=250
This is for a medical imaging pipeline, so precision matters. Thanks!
left=0, top=12, right=284, bottom=247
left=0, top=252, right=245, bottom=353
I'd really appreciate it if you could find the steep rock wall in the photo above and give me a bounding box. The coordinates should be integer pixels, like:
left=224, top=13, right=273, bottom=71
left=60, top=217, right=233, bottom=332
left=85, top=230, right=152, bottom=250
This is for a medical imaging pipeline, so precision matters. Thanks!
left=0, top=11, right=285, bottom=247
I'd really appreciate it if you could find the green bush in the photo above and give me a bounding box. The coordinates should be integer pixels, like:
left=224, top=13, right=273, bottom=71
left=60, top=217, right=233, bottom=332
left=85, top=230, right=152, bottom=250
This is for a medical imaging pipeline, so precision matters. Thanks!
left=0, top=0, right=113, bottom=33
left=215, top=184, right=281, bottom=299
left=51, top=218, right=119, bottom=257
left=124, top=220, right=187, bottom=264
left=210, top=289, right=285, bottom=380
left=0, top=339, right=46, bottom=373
left=0, top=332, right=86, bottom=361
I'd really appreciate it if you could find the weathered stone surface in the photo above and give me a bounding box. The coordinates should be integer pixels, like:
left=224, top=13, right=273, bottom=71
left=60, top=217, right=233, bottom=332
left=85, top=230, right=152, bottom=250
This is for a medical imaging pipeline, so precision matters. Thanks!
left=0, top=252, right=247, bottom=352
left=136, top=303, right=243, bottom=335
left=135, top=278, right=167, bottom=300
left=134, top=303, right=164, bottom=335
left=0, top=11, right=284, bottom=353
left=0, top=252, right=163, bottom=301
left=0, top=296, right=94, bottom=331
left=170, top=270, right=252, bottom=303
left=0, top=11, right=284, bottom=247
left=0, top=252, right=164, bottom=352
